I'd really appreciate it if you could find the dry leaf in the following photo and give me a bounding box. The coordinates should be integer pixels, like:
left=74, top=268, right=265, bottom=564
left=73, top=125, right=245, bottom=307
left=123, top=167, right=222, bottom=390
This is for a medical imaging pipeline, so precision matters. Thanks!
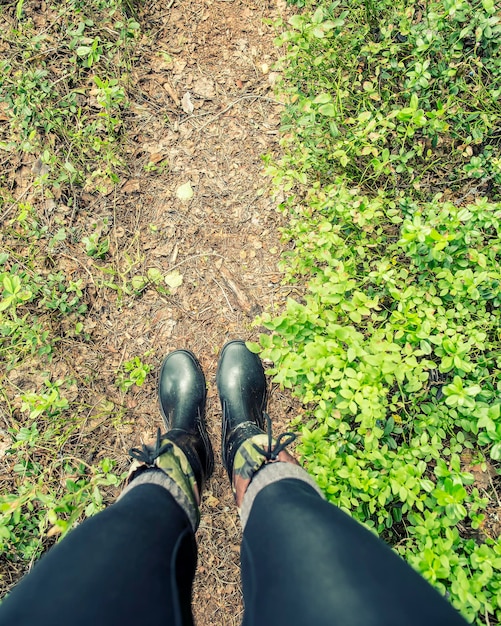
left=151, top=244, right=173, bottom=257
left=193, top=77, right=216, bottom=99
left=47, top=525, right=63, bottom=538
left=176, top=181, right=194, bottom=201
left=181, top=92, right=194, bottom=114
left=149, top=152, right=167, bottom=164
left=219, top=264, right=262, bottom=316
left=163, top=80, right=180, bottom=106
left=122, top=179, right=141, bottom=193
left=205, top=494, right=220, bottom=507
left=164, top=270, right=183, bottom=289
left=0, top=430, right=10, bottom=458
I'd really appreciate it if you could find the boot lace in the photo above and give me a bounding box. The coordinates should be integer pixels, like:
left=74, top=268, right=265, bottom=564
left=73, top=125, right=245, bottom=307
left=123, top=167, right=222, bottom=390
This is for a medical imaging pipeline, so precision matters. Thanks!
left=252, top=412, right=296, bottom=462
left=129, top=428, right=173, bottom=466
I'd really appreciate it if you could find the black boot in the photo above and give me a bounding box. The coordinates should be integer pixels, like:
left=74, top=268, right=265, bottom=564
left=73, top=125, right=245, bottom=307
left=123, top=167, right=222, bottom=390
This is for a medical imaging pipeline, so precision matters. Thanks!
left=216, top=340, right=267, bottom=478
left=158, top=349, right=214, bottom=494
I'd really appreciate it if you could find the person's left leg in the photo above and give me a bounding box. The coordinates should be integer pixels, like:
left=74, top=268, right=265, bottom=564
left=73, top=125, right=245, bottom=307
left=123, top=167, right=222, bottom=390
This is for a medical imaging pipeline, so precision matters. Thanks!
left=216, top=341, right=468, bottom=626
left=0, top=482, right=197, bottom=626
left=0, top=349, right=214, bottom=626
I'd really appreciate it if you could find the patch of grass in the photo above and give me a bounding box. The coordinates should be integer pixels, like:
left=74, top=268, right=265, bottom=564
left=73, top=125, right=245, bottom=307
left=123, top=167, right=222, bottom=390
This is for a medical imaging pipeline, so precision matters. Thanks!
left=0, top=0, right=140, bottom=590
left=0, top=0, right=139, bottom=193
left=255, top=0, right=501, bottom=623
left=269, top=0, right=501, bottom=196
left=0, top=206, right=125, bottom=578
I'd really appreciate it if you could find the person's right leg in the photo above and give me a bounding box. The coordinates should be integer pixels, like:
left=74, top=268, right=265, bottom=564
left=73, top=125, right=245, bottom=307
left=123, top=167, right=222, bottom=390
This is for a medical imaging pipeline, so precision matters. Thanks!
left=240, top=470, right=468, bottom=626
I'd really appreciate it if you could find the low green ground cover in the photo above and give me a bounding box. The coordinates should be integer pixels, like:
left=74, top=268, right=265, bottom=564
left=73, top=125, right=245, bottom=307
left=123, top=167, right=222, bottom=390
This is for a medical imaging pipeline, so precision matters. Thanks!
left=0, top=208, right=124, bottom=565
left=0, top=0, right=138, bottom=190
left=0, top=0, right=198, bottom=587
left=0, top=0, right=136, bottom=583
left=253, top=0, right=501, bottom=622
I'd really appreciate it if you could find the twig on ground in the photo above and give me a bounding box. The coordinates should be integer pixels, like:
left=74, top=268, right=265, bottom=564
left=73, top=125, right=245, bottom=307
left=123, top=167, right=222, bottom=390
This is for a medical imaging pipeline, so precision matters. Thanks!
left=3, top=182, right=34, bottom=221
left=454, top=173, right=498, bottom=205
left=166, top=252, right=227, bottom=273
left=489, top=474, right=501, bottom=507
left=60, top=254, right=96, bottom=285
left=193, top=94, right=284, bottom=132
left=212, top=275, right=235, bottom=312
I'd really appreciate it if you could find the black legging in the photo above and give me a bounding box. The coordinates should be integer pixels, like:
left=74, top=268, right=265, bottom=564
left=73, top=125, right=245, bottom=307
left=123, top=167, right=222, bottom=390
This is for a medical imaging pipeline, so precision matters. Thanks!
left=0, top=480, right=467, bottom=626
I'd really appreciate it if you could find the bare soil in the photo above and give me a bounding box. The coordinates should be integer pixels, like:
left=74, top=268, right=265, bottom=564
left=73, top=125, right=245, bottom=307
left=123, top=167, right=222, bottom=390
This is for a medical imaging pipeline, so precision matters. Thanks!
left=0, top=0, right=300, bottom=622
left=80, top=1, right=298, bottom=622
left=0, top=0, right=301, bottom=619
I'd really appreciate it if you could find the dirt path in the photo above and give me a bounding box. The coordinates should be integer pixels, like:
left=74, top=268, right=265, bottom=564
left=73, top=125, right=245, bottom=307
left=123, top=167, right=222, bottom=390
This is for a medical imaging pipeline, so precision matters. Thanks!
left=81, top=1, right=293, bottom=622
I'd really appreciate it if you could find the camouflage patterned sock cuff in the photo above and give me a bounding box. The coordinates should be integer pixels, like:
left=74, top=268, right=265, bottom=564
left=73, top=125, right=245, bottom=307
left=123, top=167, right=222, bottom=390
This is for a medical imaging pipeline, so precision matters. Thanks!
left=239, top=462, right=325, bottom=530
left=231, top=433, right=275, bottom=507
left=120, top=435, right=201, bottom=531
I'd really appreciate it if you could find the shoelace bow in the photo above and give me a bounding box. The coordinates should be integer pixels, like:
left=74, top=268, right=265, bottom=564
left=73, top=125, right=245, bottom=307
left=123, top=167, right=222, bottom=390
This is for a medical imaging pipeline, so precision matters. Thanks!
left=129, top=428, right=173, bottom=465
left=252, top=412, right=296, bottom=462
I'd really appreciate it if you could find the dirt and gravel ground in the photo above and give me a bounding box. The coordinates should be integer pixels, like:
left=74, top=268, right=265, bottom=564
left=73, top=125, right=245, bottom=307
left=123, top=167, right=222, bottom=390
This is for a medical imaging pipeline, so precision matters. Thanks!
left=11, top=0, right=296, bottom=622
left=0, top=0, right=300, bottom=619
left=112, top=2, right=293, bottom=622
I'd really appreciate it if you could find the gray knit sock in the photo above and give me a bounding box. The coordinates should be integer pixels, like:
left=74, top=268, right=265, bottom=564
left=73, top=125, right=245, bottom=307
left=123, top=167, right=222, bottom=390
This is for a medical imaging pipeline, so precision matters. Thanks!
left=239, top=462, right=325, bottom=530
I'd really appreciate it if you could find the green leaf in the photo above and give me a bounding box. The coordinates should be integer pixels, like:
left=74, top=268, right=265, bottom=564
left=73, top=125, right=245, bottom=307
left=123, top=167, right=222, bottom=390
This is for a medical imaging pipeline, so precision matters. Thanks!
left=245, top=341, right=261, bottom=354
left=419, top=340, right=432, bottom=355
left=311, top=26, right=326, bottom=38
left=311, top=7, right=324, bottom=24
left=482, top=0, right=495, bottom=13
left=490, top=443, right=501, bottom=461
left=349, top=309, right=362, bottom=323
left=259, top=333, right=272, bottom=348
left=76, top=46, right=92, bottom=56
left=288, top=15, right=303, bottom=29
left=3, top=275, right=20, bottom=295
left=147, top=268, right=163, bottom=284
left=318, top=103, right=336, bottom=117
left=0, top=296, right=14, bottom=311
left=131, top=275, right=148, bottom=290
left=314, top=93, right=332, bottom=104
left=101, top=458, right=113, bottom=473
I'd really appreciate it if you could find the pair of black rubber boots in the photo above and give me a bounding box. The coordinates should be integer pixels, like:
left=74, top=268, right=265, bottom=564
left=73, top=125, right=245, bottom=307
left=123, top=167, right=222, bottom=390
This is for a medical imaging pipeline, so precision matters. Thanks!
left=153, top=339, right=269, bottom=495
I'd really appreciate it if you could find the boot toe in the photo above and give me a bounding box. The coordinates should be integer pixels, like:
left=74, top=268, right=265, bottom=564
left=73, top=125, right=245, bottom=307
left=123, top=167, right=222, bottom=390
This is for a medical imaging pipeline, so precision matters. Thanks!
left=216, top=341, right=266, bottom=401
left=158, top=349, right=206, bottom=429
